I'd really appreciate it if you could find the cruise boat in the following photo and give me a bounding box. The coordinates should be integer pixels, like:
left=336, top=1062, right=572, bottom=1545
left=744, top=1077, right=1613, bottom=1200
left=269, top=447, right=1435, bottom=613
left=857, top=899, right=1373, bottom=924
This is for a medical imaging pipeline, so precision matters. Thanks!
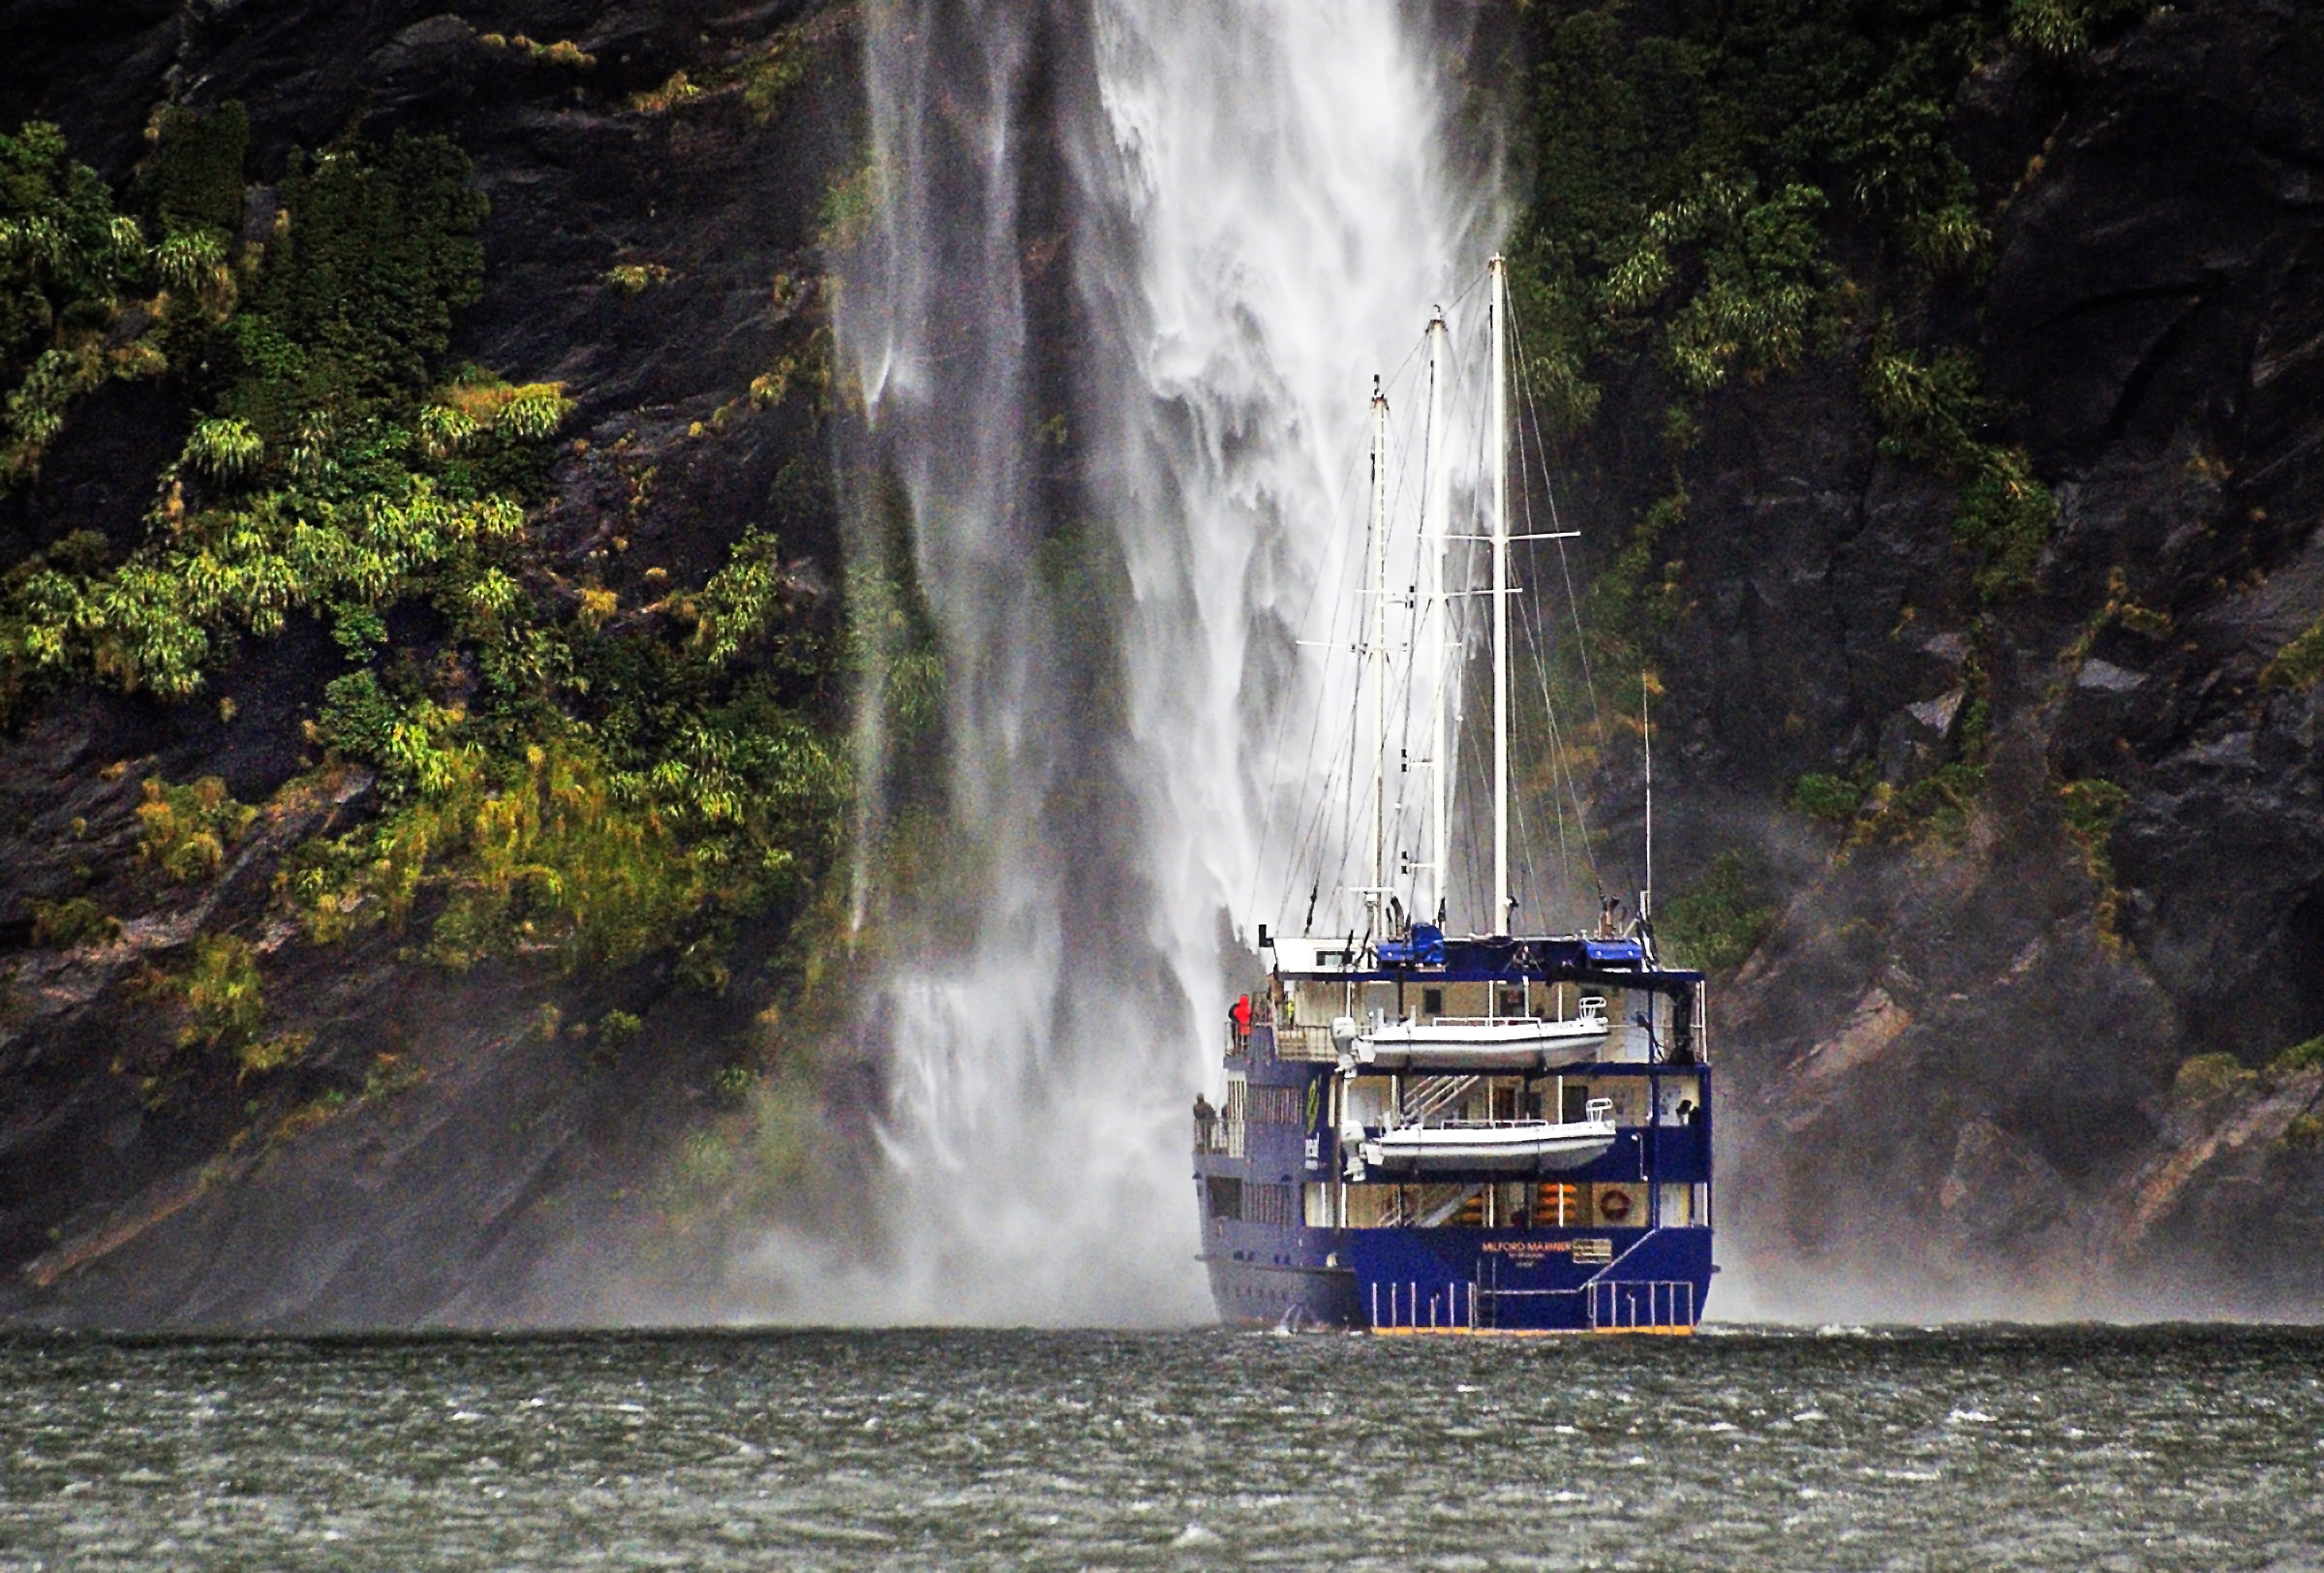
left=1193, top=258, right=1715, bottom=1334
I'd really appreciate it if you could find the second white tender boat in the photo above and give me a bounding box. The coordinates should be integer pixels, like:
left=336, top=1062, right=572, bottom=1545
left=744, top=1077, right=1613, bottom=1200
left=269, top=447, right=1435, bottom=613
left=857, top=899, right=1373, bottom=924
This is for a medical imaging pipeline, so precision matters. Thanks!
left=1358, top=1100, right=1618, bottom=1176
left=1338, top=1000, right=1611, bottom=1071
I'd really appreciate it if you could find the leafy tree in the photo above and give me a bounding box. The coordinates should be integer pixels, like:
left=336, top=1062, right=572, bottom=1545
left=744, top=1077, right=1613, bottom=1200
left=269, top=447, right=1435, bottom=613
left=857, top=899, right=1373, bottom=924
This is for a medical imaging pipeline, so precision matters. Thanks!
left=144, top=103, right=250, bottom=245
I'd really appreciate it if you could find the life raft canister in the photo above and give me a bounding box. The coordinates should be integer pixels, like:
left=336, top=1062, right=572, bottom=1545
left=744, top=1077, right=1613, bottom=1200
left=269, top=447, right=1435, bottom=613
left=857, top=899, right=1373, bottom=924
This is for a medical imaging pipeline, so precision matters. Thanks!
left=1597, top=1187, right=1635, bottom=1222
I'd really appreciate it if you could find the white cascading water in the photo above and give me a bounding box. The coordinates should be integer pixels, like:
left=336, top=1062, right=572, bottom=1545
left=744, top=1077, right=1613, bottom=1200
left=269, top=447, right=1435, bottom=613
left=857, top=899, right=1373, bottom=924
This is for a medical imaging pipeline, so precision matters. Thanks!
left=823, top=0, right=1494, bottom=1323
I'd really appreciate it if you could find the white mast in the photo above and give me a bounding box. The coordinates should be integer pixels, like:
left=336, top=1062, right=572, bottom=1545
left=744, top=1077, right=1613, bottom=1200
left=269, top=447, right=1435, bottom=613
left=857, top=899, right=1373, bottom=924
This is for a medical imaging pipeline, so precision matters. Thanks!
left=1365, top=376, right=1390, bottom=933
left=1488, top=255, right=1511, bottom=934
left=1641, top=678, right=1654, bottom=922
left=1422, top=312, right=1450, bottom=927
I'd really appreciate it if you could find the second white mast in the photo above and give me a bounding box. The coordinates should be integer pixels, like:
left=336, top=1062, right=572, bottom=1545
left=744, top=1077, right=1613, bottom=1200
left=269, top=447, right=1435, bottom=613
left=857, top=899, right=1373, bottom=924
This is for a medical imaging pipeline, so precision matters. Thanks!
left=1422, top=311, right=1450, bottom=928
left=1366, top=376, right=1390, bottom=931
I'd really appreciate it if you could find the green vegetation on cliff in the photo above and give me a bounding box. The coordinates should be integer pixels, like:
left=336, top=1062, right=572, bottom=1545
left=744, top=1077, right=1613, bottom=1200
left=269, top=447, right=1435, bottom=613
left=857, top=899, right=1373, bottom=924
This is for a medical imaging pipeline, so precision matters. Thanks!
left=1657, top=848, right=1776, bottom=972
left=1515, top=0, right=2066, bottom=621
left=0, top=112, right=848, bottom=1034
left=1514, top=0, right=2147, bottom=433
left=0, top=122, right=162, bottom=488
left=1510, top=0, right=2147, bottom=867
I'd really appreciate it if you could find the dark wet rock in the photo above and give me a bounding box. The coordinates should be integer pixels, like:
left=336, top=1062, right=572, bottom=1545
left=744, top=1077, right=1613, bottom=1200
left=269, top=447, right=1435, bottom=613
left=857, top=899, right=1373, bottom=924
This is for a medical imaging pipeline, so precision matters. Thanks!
left=0, top=380, right=188, bottom=572
left=2101, top=1065, right=2324, bottom=1311
left=1632, top=0, right=2324, bottom=1311
left=1940, top=1118, right=2075, bottom=1257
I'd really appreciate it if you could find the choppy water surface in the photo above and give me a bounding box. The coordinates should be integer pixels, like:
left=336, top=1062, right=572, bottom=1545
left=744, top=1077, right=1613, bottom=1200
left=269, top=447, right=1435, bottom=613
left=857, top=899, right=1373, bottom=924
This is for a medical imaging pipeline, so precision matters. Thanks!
left=2, top=1325, right=2319, bottom=1570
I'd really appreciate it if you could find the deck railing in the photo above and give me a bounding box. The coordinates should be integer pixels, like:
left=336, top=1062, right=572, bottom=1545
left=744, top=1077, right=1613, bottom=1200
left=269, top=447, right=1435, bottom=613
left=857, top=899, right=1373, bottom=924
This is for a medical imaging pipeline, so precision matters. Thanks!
left=1193, top=1084, right=1246, bottom=1157
left=1369, top=1277, right=1478, bottom=1331
left=1273, top=1024, right=1340, bottom=1062
left=1586, top=1279, right=1695, bottom=1330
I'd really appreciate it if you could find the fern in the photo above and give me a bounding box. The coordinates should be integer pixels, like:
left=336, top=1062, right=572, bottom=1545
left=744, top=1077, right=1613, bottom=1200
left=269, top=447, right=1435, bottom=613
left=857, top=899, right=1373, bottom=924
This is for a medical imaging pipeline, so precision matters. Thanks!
left=184, top=416, right=262, bottom=478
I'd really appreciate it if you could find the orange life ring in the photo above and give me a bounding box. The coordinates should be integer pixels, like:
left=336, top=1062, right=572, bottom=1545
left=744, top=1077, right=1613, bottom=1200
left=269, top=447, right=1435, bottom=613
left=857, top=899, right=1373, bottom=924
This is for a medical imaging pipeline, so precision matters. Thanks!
left=1598, top=1187, right=1635, bottom=1222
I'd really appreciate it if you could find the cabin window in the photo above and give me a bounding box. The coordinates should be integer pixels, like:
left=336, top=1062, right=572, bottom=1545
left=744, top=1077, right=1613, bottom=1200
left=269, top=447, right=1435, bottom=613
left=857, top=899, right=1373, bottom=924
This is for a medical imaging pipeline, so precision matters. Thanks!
left=1497, top=986, right=1524, bottom=1017
left=1562, top=1082, right=1593, bottom=1123
left=1343, top=1184, right=1394, bottom=1228
left=1343, top=1077, right=1392, bottom=1131
left=1422, top=987, right=1444, bottom=1017
left=1657, top=1074, right=1702, bottom=1126
left=1206, top=1177, right=1242, bottom=1219
left=1659, top=1183, right=1697, bottom=1226
left=1341, top=1183, right=1485, bottom=1228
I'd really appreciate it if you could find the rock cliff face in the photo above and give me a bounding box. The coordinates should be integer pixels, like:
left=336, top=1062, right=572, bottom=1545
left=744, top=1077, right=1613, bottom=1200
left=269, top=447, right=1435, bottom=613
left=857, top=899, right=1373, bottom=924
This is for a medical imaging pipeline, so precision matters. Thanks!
left=0, top=0, right=866, bottom=1326
left=1620, top=0, right=2324, bottom=1315
left=0, top=0, right=2316, bottom=1326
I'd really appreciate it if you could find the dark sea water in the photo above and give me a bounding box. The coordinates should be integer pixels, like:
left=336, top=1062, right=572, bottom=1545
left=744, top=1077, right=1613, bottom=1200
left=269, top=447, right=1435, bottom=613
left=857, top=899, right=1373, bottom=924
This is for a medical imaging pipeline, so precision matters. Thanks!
left=1, top=1325, right=2319, bottom=1571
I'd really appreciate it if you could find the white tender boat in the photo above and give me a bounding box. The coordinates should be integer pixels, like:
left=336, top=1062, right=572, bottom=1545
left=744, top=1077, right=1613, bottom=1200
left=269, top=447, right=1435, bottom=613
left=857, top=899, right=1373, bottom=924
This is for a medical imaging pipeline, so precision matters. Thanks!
left=1359, top=1101, right=1618, bottom=1176
left=1336, top=1000, right=1609, bottom=1071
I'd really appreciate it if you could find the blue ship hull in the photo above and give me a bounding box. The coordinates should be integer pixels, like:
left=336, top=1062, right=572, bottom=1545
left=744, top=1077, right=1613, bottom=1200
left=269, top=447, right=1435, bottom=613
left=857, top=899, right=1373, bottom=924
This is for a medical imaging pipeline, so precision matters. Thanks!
left=1197, top=946, right=1715, bottom=1334
left=1204, top=1223, right=1710, bottom=1333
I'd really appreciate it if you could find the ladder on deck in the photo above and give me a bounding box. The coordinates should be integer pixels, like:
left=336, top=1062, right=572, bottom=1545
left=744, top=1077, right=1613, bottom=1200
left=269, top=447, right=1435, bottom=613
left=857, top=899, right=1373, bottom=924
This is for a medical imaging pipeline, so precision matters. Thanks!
left=1379, top=1182, right=1482, bottom=1229
left=1399, top=1074, right=1477, bottom=1126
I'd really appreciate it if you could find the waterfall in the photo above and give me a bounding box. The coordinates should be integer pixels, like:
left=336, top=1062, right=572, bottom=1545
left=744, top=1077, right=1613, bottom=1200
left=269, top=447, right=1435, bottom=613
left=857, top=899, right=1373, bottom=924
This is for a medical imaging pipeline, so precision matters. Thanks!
left=827, top=0, right=1494, bottom=1323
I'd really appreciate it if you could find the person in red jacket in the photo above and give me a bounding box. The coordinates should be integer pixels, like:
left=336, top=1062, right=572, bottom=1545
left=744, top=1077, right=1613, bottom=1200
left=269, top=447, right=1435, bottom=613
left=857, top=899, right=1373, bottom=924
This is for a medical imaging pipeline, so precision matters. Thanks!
left=1229, top=994, right=1252, bottom=1042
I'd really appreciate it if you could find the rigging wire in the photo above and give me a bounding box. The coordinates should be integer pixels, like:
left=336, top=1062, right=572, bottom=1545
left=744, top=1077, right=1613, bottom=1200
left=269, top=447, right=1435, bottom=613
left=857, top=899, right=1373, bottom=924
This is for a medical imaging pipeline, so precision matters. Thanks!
left=1256, top=257, right=1584, bottom=940
left=1504, top=293, right=1608, bottom=910
left=1504, top=300, right=1607, bottom=753
left=1257, top=362, right=1386, bottom=923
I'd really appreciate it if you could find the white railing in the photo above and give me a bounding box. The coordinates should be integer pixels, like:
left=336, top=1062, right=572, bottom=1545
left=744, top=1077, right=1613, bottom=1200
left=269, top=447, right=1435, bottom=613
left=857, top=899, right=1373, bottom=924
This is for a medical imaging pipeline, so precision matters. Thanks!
left=1587, top=1279, right=1696, bottom=1330
left=1422, top=1003, right=1607, bottom=1031
left=1369, top=1278, right=1479, bottom=1331
left=1273, top=1024, right=1340, bottom=1062
left=1192, top=1120, right=1243, bottom=1157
